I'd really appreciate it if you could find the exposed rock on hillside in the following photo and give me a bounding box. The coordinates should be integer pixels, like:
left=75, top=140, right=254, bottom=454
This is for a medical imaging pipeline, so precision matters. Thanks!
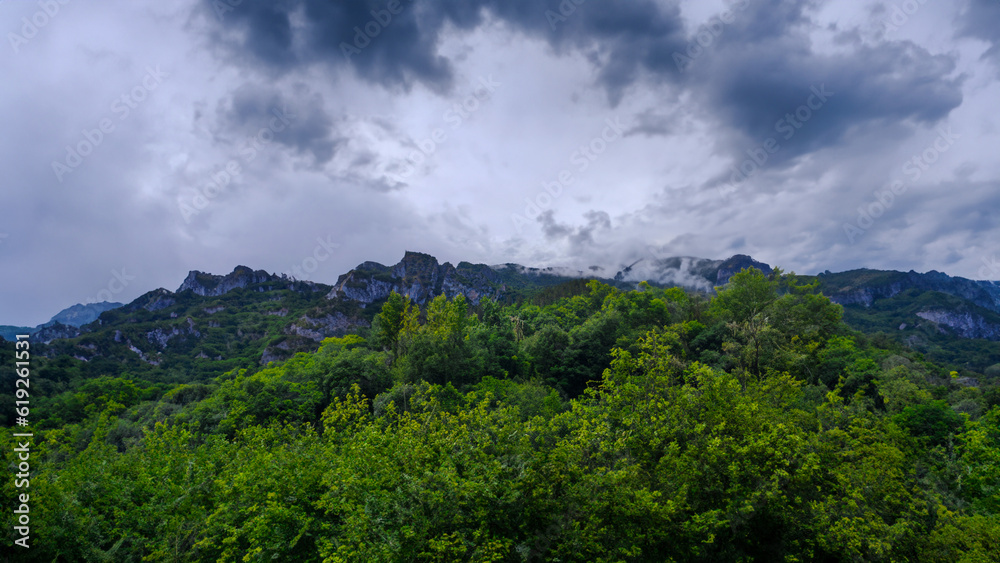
left=178, top=266, right=283, bottom=296
left=915, top=310, right=1000, bottom=340
left=327, top=251, right=506, bottom=305
left=33, top=322, right=81, bottom=343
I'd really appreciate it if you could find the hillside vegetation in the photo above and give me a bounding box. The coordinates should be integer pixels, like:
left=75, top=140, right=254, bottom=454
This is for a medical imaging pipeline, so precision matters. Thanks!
left=3, top=268, right=999, bottom=561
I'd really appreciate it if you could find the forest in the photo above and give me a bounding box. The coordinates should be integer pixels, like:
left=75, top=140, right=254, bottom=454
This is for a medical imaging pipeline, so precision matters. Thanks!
left=3, top=268, right=999, bottom=561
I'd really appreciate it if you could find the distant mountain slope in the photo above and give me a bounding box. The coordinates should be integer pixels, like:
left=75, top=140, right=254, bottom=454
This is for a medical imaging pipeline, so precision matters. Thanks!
left=816, top=268, right=1000, bottom=313
left=9, top=251, right=1000, bottom=377
left=0, top=325, right=35, bottom=342
left=616, top=254, right=1000, bottom=370
left=19, top=252, right=604, bottom=381
left=50, top=301, right=124, bottom=326
left=0, top=301, right=123, bottom=341
left=807, top=269, right=1000, bottom=370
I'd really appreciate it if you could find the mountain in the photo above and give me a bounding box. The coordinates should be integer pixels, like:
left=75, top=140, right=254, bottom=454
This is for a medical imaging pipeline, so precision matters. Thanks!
left=0, top=325, right=35, bottom=342
left=0, top=301, right=123, bottom=341
left=815, top=268, right=1000, bottom=312
left=17, top=252, right=595, bottom=380
left=329, top=251, right=507, bottom=305
left=50, top=301, right=124, bottom=326
left=177, top=265, right=283, bottom=296
left=809, top=269, right=1000, bottom=370
left=610, top=254, right=1000, bottom=370
left=9, top=250, right=1000, bottom=377
left=615, top=254, right=773, bottom=289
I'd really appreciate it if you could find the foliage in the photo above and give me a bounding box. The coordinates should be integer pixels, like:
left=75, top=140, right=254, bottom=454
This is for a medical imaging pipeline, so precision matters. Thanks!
left=3, top=272, right=1000, bottom=561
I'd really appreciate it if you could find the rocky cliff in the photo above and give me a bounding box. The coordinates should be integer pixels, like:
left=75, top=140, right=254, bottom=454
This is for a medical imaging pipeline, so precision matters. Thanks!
left=327, top=251, right=507, bottom=305
left=177, top=266, right=286, bottom=296
left=915, top=310, right=1000, bottom=340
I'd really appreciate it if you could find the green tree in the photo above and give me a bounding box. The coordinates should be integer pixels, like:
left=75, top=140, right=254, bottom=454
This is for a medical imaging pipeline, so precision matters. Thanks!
left=373, top=291, right=411, bottom=357
left=711, top=268, right=781, bottom=386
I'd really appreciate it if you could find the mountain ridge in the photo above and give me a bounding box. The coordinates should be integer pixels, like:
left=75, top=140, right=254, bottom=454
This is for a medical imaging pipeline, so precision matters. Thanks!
left=7, top=251, right=1000, bottom=371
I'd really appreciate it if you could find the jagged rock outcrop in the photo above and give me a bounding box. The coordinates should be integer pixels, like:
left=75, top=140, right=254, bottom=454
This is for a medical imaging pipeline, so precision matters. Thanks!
left=177, top=266, right=283, bottom=296
left=123, top=288, right=177, bottom=312
left=327, top=251, right=506, bottom=305
left=125, top=338, right=160, bottom=365
left=146, top=318, right=201, bottom=349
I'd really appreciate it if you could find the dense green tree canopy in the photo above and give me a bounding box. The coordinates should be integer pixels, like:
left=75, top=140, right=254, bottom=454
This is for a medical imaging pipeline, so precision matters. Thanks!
left=3, top=268, right=999, bottom=561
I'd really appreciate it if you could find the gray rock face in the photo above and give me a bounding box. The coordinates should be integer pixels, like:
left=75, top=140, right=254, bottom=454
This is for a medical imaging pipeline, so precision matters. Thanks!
left=145, top=318, right=201, bottom=349
left=177, top=266, right=325, bottom=297
left=125, top=339, right=160, bottom=365
left=828, top=282, right=905, bottom=308
left=32, top=322, right=81, bottom=343
left=328, top=276, right=396, bottom=304
left=915, top=310, right=1000, bottom=340
left=177, top=266, right=281, bottom=296
left=287, top=312, right=366, bottom=341
left=122, top=288, right=176, bottom=312
left=327, top=251, right=505, bottom=305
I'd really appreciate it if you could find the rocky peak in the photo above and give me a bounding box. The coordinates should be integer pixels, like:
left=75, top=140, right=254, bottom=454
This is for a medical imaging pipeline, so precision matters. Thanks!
left=177, top=265, right=282, bottom=297
left=329, top=251, right=504, bottom=305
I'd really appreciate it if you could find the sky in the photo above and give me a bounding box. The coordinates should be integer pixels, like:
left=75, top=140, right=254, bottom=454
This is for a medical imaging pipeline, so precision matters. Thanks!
left=1, top=0, right=999, bottom=326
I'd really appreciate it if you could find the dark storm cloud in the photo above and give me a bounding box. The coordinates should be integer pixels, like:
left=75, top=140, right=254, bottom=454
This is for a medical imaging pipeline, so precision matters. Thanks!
left=202, top=0, right=963, bottom=165
left=957, top=0, right=1000, bottom=69
left=199, top=0, right=687, bottom=100
left=689, top=0, right=963, bottom=168
left=215, top=83, right=341, bottom=165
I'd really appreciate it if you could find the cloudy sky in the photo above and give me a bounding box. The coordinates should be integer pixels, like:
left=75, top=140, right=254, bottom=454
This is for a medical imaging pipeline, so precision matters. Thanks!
left=1, top=0, right=999, bottom=325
